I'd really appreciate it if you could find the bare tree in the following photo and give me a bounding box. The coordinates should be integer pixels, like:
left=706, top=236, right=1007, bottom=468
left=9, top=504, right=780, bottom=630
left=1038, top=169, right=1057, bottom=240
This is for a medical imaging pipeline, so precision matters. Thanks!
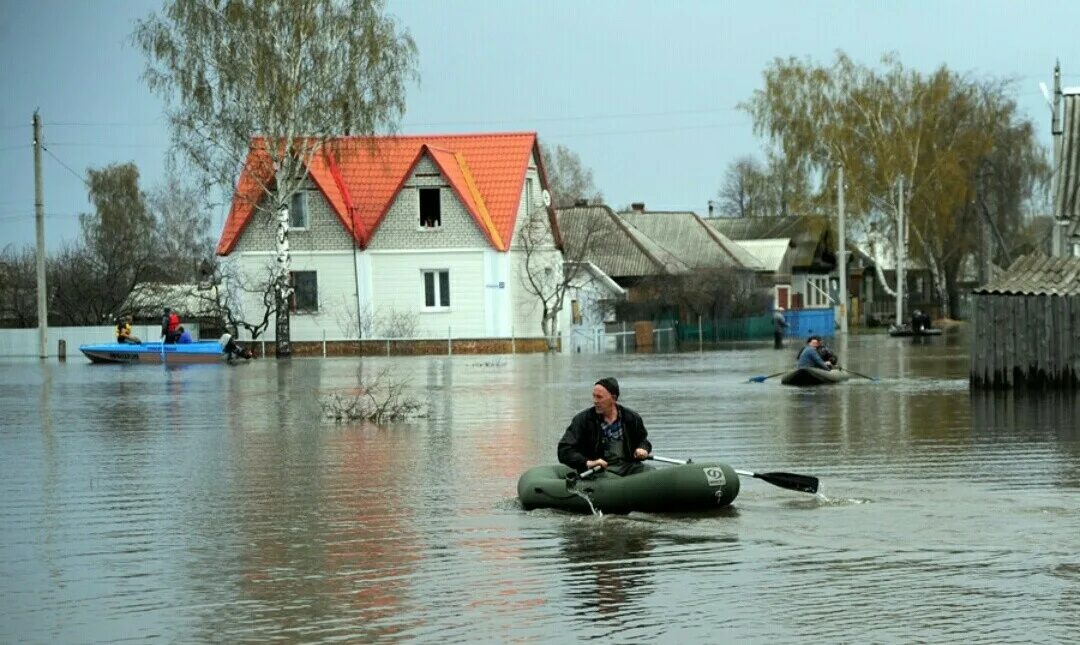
left=0, top=245, right=39, bottom=327
left=135, top=0, right=418, bottom=358
left=717, top=156, right=768, bottom=218
left=539, top=143, right=604, bottom=208
left=147, top=165, right=216, bottom=282
left=319, top=365, right=425, bottom=423
left=189, top=261, right=276, bottom=340
left=333, top=299, right=418, bottom=339
left=520, top=205, right=615, bottom=351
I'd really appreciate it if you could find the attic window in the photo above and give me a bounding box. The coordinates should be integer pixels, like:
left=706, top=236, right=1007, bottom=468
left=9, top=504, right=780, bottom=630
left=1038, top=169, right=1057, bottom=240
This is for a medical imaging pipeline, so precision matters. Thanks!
left=419, top=188, right=441, bottom=228
left=289, top=191, right=309, bottom=229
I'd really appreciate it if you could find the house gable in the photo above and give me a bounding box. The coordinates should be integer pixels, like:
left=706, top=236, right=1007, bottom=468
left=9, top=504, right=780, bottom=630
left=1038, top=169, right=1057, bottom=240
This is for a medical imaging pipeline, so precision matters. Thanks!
left=230, top=178, right=354, bottom=254
left=218, top=133, right=546, bottom=255
left=366, top=154, right=493, bottom=250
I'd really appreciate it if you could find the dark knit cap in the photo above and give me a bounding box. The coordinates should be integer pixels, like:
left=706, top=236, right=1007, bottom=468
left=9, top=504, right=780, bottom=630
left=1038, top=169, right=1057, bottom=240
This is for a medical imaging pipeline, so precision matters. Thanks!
left=595, top=377, right=620, bottom=399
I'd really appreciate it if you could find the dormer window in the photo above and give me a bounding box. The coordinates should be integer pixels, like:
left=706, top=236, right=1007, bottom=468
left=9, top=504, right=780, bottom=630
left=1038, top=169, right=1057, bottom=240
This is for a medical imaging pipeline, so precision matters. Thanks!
left=419, top=188, right=441, bottom=228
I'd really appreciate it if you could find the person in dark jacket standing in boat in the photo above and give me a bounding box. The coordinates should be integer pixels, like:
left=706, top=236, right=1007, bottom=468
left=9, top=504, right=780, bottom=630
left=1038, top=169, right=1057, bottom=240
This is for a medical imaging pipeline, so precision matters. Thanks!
left=558, top=377, right=652, bottom=476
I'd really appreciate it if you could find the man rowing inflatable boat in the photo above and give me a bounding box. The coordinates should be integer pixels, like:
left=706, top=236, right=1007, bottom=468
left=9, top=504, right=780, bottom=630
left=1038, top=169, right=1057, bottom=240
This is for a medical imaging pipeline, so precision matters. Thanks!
left=557, top=377, right=653, bottom=477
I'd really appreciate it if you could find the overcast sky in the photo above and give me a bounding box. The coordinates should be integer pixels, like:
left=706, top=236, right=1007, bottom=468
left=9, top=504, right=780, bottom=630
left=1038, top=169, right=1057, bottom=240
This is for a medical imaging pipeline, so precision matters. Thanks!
left=2, top=0, right=1077, bottom=252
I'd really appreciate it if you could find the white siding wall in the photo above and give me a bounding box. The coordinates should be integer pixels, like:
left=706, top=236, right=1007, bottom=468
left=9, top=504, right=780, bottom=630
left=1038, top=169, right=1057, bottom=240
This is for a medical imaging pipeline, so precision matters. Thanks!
left=507, top=151, right=562, bottom=339
left=370, top=250, right=486, bottom=338
left=228, top=251, right=357, bottom=341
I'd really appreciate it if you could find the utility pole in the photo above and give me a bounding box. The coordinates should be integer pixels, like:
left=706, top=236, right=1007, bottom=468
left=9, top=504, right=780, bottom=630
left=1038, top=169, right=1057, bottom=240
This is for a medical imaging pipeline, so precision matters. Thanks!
left=836, top=163, right=848, bottom=333
left=1051, top=60, right=1065, bottom=257
left=33, top=111, right=48, bottom=359
left=895, top=176, right=905, bottom=328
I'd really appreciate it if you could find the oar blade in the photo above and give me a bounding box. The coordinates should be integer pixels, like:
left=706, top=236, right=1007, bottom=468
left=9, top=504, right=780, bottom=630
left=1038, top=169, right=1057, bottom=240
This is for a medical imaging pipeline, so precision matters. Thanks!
left=748, top=375, right=768, bottom=383
left=754, top=471, right=819, bottom=494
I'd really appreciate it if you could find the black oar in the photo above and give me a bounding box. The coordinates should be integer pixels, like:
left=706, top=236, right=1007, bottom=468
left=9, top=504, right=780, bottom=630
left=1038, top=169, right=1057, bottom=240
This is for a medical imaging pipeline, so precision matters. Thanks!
left=748, top=370, right=787, bottom=383
left=649, top=455, right=819, bottom=494
left=840, top=367, right=879, bottom=383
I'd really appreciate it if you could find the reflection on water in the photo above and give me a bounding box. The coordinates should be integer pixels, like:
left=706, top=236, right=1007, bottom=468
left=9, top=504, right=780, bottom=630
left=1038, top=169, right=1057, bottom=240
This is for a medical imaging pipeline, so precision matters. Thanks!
left=560, top=519, right=656, bottom=619
left=1, top=333, right=1078, bottom=642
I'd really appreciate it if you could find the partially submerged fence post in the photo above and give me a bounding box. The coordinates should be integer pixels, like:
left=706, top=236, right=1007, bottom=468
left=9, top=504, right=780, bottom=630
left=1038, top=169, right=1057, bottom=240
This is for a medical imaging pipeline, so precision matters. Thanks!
left=58, top=339, right=65, bottom=361
left=698, top=314, right=703, bottom=352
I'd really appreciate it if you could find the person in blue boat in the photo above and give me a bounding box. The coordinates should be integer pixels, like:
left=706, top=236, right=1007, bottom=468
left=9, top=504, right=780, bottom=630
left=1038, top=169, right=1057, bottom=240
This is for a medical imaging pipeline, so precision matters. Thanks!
left=176, top=326, right=194, bottom=344
left=558, top=377, right=652, bottom=477
left=161, top=307, right=181, bottom=343
left=797, top=336, right=833, bottom=370
left=115, top=315, right=141, bottom=344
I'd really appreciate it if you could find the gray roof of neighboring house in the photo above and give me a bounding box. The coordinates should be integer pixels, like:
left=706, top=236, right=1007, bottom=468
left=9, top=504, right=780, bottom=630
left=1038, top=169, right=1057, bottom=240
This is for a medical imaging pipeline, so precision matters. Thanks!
left=618, top=210, right=764, bottom=270
left=556, top=206, right=690, bottom=279
left=1055, top=91, right=1080, bottom=221
left=704, top=215, right=833, bottom=269
left=735, top=239, right=792, bottom=273
left=973, top=253, right=1080, bottom=296
left=565, top=261, right=627, bottom=299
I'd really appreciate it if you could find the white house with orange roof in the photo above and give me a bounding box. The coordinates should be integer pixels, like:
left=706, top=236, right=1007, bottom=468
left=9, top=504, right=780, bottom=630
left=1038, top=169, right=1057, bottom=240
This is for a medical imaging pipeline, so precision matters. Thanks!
left=216, top=132, right=568, bottom=351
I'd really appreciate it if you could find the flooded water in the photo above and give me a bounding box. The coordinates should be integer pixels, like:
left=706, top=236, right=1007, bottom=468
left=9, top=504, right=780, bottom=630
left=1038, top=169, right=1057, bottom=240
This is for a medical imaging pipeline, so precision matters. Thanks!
left=2, top=333, right=1078, bottom=642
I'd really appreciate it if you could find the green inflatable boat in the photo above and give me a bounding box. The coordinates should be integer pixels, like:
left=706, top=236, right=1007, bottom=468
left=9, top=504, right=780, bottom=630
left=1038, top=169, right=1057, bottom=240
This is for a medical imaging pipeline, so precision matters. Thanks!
left=517, top=462, right=740, bottom=514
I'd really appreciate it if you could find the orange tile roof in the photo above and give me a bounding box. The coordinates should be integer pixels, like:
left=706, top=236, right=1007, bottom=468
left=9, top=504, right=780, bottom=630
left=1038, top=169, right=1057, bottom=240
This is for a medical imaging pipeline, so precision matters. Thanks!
left=217, top=132, right=545, bottom=254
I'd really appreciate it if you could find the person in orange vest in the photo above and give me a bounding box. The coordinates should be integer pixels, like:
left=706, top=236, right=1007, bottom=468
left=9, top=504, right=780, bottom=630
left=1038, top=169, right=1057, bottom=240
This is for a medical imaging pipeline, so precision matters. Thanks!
left=115, top=315, right=141, bottom=344
left=161, top=307, right=181, bottom=343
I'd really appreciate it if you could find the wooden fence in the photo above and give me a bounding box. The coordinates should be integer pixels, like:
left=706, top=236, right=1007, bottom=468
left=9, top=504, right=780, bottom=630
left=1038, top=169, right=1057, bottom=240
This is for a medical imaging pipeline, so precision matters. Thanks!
left=970, top=293, right=1080, bottom=389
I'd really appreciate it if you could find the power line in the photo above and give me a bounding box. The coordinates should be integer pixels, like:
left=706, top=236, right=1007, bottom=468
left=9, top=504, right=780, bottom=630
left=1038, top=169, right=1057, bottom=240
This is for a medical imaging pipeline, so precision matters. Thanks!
left=40, top=146, right=90, bottom=187
left=44, top=142, right=170, bottom=148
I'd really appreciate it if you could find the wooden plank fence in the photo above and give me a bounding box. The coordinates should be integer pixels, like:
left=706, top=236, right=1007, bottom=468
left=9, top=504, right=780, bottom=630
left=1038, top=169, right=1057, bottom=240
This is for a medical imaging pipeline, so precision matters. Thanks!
left=970, top=293, right=1079, bottom=389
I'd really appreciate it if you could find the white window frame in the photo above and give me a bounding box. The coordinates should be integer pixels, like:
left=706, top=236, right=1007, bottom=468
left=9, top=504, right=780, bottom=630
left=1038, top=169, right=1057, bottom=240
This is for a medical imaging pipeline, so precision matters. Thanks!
left=806, top=276, right=831, bottom=308
left=289, top=191, right=309, bottom=230
left=421, top=269, right=450, bottom=310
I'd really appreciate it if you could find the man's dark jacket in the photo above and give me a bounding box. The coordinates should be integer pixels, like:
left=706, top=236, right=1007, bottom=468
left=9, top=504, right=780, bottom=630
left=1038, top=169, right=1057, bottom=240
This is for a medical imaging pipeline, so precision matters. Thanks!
left=557, top=404, right=652, bottom=473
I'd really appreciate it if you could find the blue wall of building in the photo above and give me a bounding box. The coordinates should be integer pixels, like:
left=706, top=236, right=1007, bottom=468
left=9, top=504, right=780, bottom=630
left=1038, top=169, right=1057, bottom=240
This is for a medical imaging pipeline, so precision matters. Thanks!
left=781, top=308, right=836, bottom=339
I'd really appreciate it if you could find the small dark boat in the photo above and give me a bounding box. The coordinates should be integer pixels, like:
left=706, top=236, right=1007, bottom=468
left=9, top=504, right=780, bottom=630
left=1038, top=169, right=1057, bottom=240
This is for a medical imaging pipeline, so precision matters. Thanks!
left=518, top=462, right=740, bottom=514
left=887, top=324, right=943, bottom=337
left=779, top=367, right=851, bottom=386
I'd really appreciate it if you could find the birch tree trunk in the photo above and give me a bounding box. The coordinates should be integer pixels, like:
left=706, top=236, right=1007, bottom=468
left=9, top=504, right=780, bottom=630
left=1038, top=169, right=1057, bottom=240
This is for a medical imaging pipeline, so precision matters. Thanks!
left=913, top=227, right=951, bottom=319
left=274, top=201, right=292, bottom=358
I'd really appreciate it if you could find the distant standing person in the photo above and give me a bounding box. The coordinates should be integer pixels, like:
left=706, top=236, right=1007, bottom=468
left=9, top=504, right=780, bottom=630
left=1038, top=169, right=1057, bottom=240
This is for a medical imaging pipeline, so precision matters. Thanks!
left=773, top=306, right=788, bottom=349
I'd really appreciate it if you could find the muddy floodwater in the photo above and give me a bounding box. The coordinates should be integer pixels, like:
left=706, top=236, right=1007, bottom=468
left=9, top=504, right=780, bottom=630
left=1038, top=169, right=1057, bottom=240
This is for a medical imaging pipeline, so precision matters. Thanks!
left=2, top=332, right=1078, bottom=642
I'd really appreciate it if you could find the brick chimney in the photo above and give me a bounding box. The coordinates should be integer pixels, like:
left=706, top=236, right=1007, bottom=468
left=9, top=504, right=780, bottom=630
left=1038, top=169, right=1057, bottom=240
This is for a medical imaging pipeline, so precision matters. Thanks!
left=630, top=202, right=646, bottom=212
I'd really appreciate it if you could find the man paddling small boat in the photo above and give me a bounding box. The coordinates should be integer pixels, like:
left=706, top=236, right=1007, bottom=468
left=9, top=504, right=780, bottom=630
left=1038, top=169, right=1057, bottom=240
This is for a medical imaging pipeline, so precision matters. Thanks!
left=557, top=377, right=653, bottom=477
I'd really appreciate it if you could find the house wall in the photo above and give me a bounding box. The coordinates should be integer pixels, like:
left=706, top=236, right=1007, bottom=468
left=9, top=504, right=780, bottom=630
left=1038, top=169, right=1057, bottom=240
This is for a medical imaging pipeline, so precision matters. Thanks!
left=367, top=156, right=491, bottom=250
left=227, top=251, right=357, bottom=341
left=508, top=151, right=562, bottom=339
left=369, top=249, right=486, bottom=338
left=231, top=179, right=354, bottom=254
left=223, top=150, right=557, bottom=345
